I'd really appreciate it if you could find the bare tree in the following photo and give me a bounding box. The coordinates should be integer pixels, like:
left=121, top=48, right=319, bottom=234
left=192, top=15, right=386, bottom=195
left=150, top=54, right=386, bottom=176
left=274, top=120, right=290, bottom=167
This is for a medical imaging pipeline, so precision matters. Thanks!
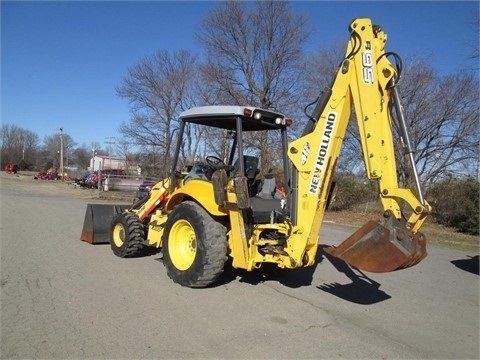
left=303, top=45, right=480, bottom=185
left=196, top=0, right=311, bottom=173
left=116, top=49, right=198, bottom=176
left=0, top=124, right=40, bottom=168
left=396, top=60, right=479, bottom=185
left=469, top=13, right=479, bottom=63
left=42, top=132, right=76, bottom=170
left=115, top=139, right=134, bottom=174
left=197, top=0, right=310, bottom=111
left=70, top=146, right=92, bottom=171
left=300, top=42, right=346, bottom=103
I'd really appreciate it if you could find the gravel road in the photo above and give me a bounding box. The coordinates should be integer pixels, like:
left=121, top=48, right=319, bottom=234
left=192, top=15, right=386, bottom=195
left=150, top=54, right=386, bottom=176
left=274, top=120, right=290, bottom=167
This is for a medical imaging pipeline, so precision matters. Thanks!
left=1, top=172, right=478, bottom=359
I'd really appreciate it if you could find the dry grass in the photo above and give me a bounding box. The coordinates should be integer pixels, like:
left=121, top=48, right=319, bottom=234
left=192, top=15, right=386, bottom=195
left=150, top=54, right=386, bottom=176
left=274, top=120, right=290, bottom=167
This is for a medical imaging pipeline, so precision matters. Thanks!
left=324, top=208, right=479, bottom=253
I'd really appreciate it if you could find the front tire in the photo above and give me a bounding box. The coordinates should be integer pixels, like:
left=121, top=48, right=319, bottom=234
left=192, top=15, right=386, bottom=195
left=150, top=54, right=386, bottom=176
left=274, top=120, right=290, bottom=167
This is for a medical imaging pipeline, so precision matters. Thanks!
left=110, top=212, right=145, bottom=257
left=162, top=201, right=227, bottom=288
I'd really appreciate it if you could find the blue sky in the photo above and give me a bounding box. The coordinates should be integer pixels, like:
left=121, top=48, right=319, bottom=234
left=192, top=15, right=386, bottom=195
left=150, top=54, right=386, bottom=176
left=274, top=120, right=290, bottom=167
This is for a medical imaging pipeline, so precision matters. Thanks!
left=1, top=1, right=478, bottom=150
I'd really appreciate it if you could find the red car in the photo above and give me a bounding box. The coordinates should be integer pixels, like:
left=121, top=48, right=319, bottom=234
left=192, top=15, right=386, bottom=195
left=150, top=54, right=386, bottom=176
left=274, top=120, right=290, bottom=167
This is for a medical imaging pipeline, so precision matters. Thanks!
left=4, top=164, right=18, bottom=174
left=35, top=167, right=58, bottom=180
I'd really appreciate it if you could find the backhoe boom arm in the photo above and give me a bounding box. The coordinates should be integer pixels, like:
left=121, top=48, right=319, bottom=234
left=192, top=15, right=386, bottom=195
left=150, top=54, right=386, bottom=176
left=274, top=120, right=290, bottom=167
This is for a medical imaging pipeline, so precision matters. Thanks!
left=288, top=18, right=429, bottom=272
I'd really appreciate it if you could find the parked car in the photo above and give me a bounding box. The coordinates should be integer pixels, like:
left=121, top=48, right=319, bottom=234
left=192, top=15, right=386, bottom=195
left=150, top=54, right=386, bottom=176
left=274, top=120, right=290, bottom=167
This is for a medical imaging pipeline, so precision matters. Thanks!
left=76, top=169, right=127, bottom=189
left=34, top=167, right=58, bottom=180
left=135, top=180, right=156, bottom=200
left=85, top=173, right=100, bottom=188
left=4, top=163, right=18, bottom=174
left=75, top=172, right=92, bottom=187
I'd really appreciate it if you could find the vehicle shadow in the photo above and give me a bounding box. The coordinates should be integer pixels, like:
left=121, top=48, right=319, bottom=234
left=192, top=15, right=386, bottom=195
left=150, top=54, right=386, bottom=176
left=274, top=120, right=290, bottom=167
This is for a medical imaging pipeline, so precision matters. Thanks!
left=154, top=244, right=391, bottom=303
left=217, top=245, right=391, bottom=304
left=216, top=251, right=323, bottom=288
left=451, top=255, right=479, bottom=275
left=316, top=245, right=391, bottom=304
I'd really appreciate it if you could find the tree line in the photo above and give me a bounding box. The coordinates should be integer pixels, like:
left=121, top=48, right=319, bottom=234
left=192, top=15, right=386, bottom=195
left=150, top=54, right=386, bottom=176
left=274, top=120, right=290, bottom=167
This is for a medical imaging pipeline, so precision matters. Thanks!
left=0, top=124, right=104, bottom=175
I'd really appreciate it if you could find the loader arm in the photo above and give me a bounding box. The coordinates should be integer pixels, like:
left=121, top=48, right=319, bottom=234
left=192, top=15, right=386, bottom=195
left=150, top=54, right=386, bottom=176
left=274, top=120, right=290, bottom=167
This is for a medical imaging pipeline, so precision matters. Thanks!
left=288, top=18, right=430, bottom=272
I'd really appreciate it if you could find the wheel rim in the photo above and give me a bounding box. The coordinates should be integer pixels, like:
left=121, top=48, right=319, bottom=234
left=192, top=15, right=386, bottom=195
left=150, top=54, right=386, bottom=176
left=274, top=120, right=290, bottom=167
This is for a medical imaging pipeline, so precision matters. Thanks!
left=169, top=219, right=197, bottom=271
left=112, top=222, right=125, bottom=247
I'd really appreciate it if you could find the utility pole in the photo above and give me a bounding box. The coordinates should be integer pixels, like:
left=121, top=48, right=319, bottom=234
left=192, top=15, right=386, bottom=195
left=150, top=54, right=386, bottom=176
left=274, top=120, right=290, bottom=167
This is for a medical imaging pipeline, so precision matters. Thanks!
left=91, top=147, right=96, bottom=171
left=60, top=127, right=64, bottom=182
left=105, top=136, right=115, bottom=168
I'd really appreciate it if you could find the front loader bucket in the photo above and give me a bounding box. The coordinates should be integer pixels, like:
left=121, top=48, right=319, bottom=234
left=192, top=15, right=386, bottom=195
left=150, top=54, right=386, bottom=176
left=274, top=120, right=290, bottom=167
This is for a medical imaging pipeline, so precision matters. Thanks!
left=324, top=217, right=427, bottom=272
left=80, top=204, right=129, bottom=244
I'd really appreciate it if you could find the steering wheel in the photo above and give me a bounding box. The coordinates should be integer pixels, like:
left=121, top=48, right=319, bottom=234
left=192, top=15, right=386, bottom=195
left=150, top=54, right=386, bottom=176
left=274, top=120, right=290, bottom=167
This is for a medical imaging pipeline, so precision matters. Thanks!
left=206, top=156, right=225, bottom=168
left=206, top=156, right=235, bottom=172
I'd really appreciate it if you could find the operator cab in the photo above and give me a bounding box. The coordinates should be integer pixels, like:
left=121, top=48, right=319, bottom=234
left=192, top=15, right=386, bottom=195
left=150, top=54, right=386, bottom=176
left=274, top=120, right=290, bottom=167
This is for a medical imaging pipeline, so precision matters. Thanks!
left=171, top=106, right=292, bottom=223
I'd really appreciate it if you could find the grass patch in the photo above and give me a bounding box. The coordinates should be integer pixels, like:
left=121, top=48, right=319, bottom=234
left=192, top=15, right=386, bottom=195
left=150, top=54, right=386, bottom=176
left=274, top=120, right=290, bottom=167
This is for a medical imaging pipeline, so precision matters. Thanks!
left=324, top=209, right=479, bottom=253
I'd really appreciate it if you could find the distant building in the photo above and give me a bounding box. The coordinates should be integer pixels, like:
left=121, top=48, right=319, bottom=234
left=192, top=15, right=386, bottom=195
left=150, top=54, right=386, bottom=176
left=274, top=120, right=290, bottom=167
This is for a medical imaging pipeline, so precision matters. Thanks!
left=89, top=155, right=126, bottom=171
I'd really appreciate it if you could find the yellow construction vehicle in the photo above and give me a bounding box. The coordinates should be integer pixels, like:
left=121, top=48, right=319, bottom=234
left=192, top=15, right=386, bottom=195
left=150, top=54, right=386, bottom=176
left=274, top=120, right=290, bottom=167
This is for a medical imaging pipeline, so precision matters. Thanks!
left=81, top=18, right=430, bottom=287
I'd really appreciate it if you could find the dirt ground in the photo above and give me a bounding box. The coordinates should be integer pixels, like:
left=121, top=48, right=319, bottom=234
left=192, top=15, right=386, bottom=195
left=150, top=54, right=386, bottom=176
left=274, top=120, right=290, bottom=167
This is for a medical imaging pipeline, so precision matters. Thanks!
left=2, top=170, right=478, bottom=252
left=0, top=171, right=136, bottom=201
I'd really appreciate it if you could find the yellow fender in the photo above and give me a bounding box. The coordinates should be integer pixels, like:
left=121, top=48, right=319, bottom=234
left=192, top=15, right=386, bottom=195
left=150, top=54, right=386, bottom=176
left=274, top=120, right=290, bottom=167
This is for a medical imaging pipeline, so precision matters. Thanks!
left=166, top=179, right=228, bottom=217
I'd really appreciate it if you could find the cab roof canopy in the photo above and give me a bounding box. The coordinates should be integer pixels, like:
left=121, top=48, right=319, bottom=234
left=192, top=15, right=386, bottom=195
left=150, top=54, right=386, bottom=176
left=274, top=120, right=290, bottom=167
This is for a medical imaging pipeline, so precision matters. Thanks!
left=179, top=106, right=287, bottom=132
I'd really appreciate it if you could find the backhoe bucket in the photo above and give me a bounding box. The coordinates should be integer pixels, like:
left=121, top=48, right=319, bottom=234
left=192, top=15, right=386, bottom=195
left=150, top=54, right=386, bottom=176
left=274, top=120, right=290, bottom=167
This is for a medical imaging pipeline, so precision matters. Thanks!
left=80, top=204, right=128, bottom=244
left=324, top=217, right=427, bottom=272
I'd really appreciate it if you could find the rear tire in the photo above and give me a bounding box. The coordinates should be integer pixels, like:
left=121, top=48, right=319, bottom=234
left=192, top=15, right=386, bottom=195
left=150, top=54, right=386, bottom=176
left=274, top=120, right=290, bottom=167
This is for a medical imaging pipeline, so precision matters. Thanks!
left=110, top=212, right=145, bottom=257
left=162, top=201, right=227, bottom=288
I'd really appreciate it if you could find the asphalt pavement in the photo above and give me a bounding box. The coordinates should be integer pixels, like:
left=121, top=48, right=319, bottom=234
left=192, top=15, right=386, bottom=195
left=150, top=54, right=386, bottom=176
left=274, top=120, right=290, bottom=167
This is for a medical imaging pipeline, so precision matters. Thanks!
left=1, top=174, right=478, bottom=359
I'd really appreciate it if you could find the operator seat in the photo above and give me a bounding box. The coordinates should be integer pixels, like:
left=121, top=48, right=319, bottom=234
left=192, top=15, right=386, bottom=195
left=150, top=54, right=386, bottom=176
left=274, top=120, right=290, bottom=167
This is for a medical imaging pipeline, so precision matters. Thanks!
left=257, top=173, right=276, bottom=199
left=234, top=155, right=260, bottom=197
left=231, top=155, right=286, bottom=224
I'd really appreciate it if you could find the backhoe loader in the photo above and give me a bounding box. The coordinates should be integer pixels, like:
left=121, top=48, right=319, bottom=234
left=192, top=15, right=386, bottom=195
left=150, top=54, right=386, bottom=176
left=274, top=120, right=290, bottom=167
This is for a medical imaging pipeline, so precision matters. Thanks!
left=81, top=18, right=430, bottom=287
